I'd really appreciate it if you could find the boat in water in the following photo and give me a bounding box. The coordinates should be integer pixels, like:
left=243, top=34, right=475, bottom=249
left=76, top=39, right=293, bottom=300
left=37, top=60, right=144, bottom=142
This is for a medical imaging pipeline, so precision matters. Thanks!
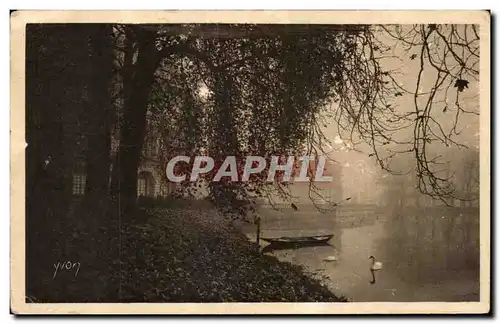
left=261, top=234, right=333, bottom=246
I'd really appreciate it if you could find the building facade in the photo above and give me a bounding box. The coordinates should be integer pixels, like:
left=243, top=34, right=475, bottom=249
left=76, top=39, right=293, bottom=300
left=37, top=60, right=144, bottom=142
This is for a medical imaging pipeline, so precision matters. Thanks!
left=72, top=131, right=177, bottom=198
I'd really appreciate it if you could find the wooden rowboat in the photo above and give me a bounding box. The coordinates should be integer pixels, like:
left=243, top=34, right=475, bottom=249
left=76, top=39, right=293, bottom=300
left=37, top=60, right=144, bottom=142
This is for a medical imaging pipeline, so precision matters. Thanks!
left=261, top=234, right=333, bottom=245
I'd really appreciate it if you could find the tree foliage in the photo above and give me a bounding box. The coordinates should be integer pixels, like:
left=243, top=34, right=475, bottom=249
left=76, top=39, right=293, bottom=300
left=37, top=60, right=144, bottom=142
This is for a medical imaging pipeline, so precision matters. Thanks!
left=137, top=24, right=481, bottom=210
left=134, top=25, right=371, bottom=214
left=29, top=23, right=481, bottom=223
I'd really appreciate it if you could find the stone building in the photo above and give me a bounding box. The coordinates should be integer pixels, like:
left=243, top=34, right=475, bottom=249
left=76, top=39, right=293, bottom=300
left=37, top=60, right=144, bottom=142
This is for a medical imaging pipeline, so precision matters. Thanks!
left=71, top=128, right=177, bottom=198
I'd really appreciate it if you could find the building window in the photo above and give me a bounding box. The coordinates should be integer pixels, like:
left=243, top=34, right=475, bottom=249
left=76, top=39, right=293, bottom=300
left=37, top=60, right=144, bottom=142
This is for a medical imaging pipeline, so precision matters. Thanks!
left=138, top=177, right=147, bottom=196
left=160, top=183, right=168, bottom=197
left=72, top=174, right=86, bottom=195
left=137, top=171, right=155, bottom=197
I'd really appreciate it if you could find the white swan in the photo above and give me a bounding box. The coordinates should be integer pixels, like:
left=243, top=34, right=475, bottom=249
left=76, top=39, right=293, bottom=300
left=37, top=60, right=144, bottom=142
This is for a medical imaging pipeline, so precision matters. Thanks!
left=369, top=256, right=383, bottom=270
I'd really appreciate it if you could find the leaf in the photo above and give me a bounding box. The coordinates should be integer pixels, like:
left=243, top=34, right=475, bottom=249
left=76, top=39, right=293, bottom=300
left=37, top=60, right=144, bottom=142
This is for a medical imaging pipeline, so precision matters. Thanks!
left=410, top=54, right=417, bottom=60
left=454, top=79, right=469, bottom=92
left=394, top=92, right=403, bottom=97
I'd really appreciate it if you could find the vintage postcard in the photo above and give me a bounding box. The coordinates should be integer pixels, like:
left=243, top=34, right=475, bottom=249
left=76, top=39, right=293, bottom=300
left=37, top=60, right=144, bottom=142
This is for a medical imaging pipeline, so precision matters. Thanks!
left=10, top=10, right=490, bottom=314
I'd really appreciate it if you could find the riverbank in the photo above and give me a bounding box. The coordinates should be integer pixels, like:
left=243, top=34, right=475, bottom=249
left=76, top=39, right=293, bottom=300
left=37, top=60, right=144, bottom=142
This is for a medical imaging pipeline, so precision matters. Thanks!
left=29, top=206, right=346, bottom=302
left=117, top=207, right=346, bottom=302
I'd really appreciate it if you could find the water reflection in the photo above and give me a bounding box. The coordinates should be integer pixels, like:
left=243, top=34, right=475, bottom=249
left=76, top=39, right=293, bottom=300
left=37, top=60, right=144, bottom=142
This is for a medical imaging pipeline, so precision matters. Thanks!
left=240, top=205, right=479, bottom=302
left=369, top=269, right=376, bottom=284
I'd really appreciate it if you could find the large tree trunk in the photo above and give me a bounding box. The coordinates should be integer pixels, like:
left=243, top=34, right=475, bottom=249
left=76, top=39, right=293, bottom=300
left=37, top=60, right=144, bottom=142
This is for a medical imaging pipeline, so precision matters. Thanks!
left=208, top=70, right=241, bottom=213
left=110, top=28, right=159, bottom=222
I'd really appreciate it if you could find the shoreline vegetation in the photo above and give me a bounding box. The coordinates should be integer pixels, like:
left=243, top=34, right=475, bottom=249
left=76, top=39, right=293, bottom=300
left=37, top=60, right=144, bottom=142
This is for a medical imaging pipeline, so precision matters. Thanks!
left=28, top=202, right=347, bottom=303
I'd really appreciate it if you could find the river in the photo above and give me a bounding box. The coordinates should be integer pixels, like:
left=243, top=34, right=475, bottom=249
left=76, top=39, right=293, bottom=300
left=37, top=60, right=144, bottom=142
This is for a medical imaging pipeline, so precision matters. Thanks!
left=236, top=204, right=480, bottom=302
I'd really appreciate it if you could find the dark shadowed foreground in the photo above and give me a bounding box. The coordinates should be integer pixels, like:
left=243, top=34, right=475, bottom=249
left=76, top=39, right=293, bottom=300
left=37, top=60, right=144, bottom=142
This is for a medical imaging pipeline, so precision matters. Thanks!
left=27, top=206, right=346, bottom=303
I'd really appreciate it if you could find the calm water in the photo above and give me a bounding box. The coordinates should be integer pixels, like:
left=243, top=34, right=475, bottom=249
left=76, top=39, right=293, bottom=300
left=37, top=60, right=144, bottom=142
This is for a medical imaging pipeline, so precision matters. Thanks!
left=238, top=205, right=479, bottom=302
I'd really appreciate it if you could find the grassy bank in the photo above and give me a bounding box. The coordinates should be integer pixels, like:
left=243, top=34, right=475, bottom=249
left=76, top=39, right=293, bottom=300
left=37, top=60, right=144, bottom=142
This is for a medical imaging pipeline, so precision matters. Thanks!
left=118, top=207, right=346, bottom=302
left=30, top=206, right=346, bottom=302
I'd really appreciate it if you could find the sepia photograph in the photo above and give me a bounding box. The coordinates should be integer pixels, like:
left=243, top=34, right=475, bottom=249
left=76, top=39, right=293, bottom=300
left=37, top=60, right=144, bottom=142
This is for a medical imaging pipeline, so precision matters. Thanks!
left=10, top=10, right=490, bottom=314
